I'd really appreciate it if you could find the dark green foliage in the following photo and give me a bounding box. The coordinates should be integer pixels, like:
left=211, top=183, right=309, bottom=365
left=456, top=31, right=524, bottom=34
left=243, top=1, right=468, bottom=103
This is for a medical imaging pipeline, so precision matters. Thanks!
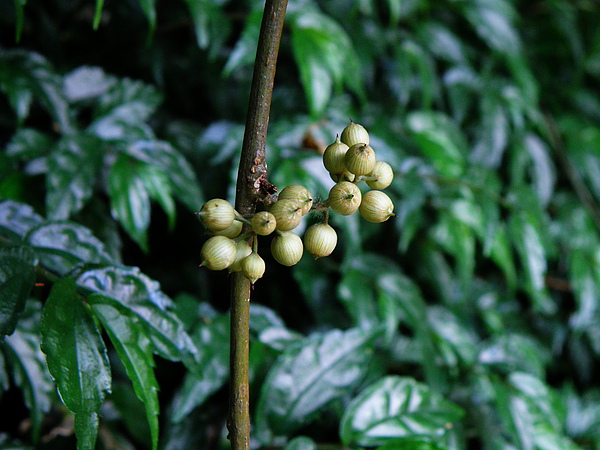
left=2, top=0, right=600, bottom=449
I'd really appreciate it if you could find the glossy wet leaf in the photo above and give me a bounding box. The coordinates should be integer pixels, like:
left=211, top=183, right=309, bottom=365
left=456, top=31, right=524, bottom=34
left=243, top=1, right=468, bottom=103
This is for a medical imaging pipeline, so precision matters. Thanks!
left=0, top=50, right=71, bottom=131
left=40, top=278, right=111, bottom=450
left=290, top=10, right=364, bottom=117
left=90, top=77, right=161, bottom=140
left=0, top=245, right=35, bottom=337
left=340, top=376, right=464, bottom=447
left=255, top=327, right=380, bottom=440
left=0, top=200, right=44, bottom=240
left=87, top=294, right=159, bottom=450
left=284, top=436, right=317, bottom=450
left=123, top=140, right=203, bottom=212
left=3, top=302, right=53, bottom=442
left=170, top=313, right=229, bottom=423
left=46, top=132, right=104, bottom=220
left=406, top=111, right=466, bottom=178
left=5, top=128, right=54, bottom=161
left=25, top=221, right=113, bottom=275
left=76, top=265, right=198, bottom=371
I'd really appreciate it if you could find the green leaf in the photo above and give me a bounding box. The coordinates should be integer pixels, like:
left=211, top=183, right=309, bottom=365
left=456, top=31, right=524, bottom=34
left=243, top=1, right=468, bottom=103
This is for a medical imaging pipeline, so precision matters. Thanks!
left=137, top=0, right=157, bottom=33
left=87, top=294, right=159, bottom=450
left=479, top=333, right=550, bottom=378
left=290, top=11, right=364, bottom=117
left=63, top=66, right=116, bottom=103
left=40, top=278, right=111, bottom=450
left=170, top=313, right=229, bottom=423
left=284, top=436, right=317, bottom=450
left=46, top=133, right=104, bottom=220
left=123, top=140, right=203, bottom=212
left=25, top=221, right=113, bottom=275
left=89, top=77, right=162, bottom=141
left=471, top=96, right=509, bottom=167
left=0, top=200, right=44, bottom=240
left=108, top=154, right=152, bottom=251
left=427, top=306, right=478, bottom=368
left=0, top=245, right=36, bottom=337
left=0, top=50, right=72, bottom=132
left=6, top=128, right=54, bottom=161
left=255, top=327, right=380, bottom=441
left=3, top=301, right=54, bottom=442
left=406, top=111, right=466, bottom=178
left=461, top=0, right=521, bottom=55
left=109, top=152, right=177, bottom=235
left=76, top=265, right=198, bottom=371
left=223, top=9, right=262, bottom=77
left=509, top=213, right=554, bottom=314
left=569, top=250, right=600, bottom=330
left=340, top=376, right=464, bottom=447
left=431, top=210, right=476, bottom=282
left=376, top=439, right=447, bottom=450
left=182, top=0, right=230, bottom=52
left=93, top=0, right=104, bottom=30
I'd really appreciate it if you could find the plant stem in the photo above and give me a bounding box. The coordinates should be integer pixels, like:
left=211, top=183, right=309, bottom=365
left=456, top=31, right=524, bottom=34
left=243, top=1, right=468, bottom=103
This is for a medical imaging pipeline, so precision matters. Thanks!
left=228, top=0, right=288, bottom=448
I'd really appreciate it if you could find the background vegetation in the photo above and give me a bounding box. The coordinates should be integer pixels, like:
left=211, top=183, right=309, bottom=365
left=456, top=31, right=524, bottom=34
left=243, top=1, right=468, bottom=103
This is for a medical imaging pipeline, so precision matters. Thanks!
left=2, top=0, right=600, bottom=448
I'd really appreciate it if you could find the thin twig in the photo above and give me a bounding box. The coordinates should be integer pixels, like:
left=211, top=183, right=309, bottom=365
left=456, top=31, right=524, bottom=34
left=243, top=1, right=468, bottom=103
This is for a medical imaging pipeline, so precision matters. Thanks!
left=228, top=0, right=288, bottom=448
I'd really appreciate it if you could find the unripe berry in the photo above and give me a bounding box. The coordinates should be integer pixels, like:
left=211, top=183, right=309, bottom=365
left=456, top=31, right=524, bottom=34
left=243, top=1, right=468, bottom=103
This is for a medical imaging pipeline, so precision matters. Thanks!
left=251, top=211, right=277, bottom=236
left=328, top=181, right=362, bottom=215
left=214, top=219, right=243, bottom=238
left=303, top=223, right=337, bottom=259
left=200, top=236, right=237, bottom=270
left=366, top=161, right=394, bottom=190
left=323, top=136, right=349, bottom=175
left=198, top=199, right=236, bottom=231
left=359, top=190, right=395, bottom=223
left=269, top=199, right=303, bottom=231
left=241, top=253, right=266, bottom=284
left=330, top=169, right=356, bottom=183
left=228, top=241, right=253, bottom=273
left=345, top=143, right=377, bottom=176
left=278, top=185, right=313, bottom=215
left=341, top=121, right=370, bottom=147
left=271, top=231, right=303, bottom=266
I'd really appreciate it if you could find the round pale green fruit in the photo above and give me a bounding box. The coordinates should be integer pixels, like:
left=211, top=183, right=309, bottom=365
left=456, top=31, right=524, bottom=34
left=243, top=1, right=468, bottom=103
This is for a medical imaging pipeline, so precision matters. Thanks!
left=269, top=199, right=303, bottom=231
left=303, top=223, right=337, bottom=259
left=198, top=198, right=236, bottom=231
left=359, top=190, right=395, bottom=223
left=200, top=236, right=237, bottom=270
left=328, top=181, right=362, bottom=216
left=271, top=231, right=303, bottom=266
left=366, top=161, right=394, bottom=190
left=241, top=253, right=266, bottom=284
left=278, top=185, right=313, bottom=215
left=340, top=121, right=370, bottom=147
left=345, top=143, right=376, bottom=176
left=251, top=211, right=277, bottom=236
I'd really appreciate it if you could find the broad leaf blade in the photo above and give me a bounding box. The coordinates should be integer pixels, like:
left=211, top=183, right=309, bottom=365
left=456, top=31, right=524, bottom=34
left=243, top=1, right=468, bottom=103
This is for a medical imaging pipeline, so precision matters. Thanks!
left=46, top=133, right=104, bottom=220
left=0, top=200, right=44, bottom=240
left=255, top=327, right=380, bottom=440
left=3, top=301, right=54, bottom=442
left=88, top=294, right=159, bottom=450
left=108, top=154, right=151, bottom=251
left=76, top=265, right=198, bottom=371
left=25, top=221, right=113, bottom=275
left=40, top=278, right=111, bottom=450
left=170, top=313, right=229, bottom=423
left=0, top=245, right=36, bottom=337
left=340, top=376, right=464, bottom=447
left=124, top=140, right=203, bottom=212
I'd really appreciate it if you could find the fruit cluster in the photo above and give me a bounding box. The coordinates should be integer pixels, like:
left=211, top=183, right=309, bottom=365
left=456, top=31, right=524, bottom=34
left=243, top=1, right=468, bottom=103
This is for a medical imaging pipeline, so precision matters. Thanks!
left=198, top=121, right=394, bottom=284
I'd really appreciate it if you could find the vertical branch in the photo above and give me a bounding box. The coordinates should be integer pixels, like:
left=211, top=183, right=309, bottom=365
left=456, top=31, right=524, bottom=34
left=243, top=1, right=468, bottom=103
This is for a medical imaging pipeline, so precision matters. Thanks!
left=229, top=0, right=288, bottom=448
